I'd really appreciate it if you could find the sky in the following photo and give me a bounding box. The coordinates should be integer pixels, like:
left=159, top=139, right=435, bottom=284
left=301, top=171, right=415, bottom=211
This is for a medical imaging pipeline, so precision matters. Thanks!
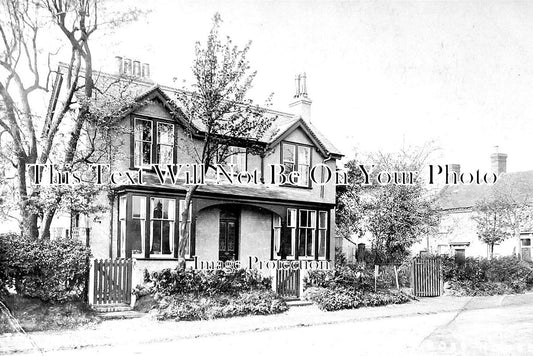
left=86, top=0, right=533, bottom=173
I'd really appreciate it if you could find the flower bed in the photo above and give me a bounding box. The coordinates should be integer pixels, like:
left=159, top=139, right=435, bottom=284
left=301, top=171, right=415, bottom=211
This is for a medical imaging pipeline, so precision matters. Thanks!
left=135, top=268, right=288, bottom=321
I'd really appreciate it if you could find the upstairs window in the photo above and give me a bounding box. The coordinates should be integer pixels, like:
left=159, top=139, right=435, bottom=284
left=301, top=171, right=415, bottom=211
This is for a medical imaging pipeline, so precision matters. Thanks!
left=157, top=123, right=175, bottom=166
left=281, top=143, right=311, bottom=187
left=134, top=117, right=176, bottom=168
left=134, top=119, right=152, bottom=168
left=218, top=146, right=247, bottom=173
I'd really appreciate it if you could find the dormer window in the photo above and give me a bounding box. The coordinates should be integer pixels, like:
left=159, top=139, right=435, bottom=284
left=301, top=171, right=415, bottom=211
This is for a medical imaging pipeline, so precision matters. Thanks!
left=281, top=142, right=311, bottom=187
left=133, top=117, right=176, bottom=168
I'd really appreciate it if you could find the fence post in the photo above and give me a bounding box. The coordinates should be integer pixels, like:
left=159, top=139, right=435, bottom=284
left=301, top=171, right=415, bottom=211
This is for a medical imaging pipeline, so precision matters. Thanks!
left=88, top=259, right=95, bottom=305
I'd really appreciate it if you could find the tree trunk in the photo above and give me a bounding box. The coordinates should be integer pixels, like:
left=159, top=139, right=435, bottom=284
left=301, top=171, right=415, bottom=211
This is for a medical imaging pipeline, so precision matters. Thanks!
left=177, top=185, right=199, bottom=270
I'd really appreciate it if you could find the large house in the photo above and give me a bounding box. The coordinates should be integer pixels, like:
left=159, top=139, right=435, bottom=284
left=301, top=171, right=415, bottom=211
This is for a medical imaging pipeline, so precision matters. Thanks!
left=422, top=151, right=533, bottom=260
left=47, top=59, right=343, bottom=286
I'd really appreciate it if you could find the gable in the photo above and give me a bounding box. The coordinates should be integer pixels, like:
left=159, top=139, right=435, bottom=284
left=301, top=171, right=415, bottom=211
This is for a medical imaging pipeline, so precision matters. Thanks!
left=283, top=126, right=315, bottom=146
left=134, top=101, right=173, bottom=120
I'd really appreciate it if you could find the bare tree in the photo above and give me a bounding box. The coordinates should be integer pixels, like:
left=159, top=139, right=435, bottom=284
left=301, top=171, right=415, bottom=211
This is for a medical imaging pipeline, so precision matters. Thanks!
left=0, top=0, right=143, bottom=239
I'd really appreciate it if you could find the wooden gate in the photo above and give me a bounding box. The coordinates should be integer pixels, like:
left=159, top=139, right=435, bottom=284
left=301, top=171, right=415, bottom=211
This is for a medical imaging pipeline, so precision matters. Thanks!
left=276, top=269, right=300, bottom=299
left=92, top=259, right=133, bottom=304
left=411, top=257, right=443, bottom=297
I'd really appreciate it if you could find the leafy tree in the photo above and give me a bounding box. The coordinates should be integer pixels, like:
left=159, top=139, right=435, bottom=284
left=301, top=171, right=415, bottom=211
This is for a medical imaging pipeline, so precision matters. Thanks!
left=472, top=177, right=533, bottom=258
left=364, top=145, right=440, bottom=264
left=174, top=13, right=274, bottom=268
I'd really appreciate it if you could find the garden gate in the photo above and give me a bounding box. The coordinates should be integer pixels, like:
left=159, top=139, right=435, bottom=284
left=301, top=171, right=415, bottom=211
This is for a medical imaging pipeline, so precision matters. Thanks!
left=275, top=269, right=300, bottom=299
left=91, top=259, right=133, bottom=305
left=411, top=257, right=443, bottom=297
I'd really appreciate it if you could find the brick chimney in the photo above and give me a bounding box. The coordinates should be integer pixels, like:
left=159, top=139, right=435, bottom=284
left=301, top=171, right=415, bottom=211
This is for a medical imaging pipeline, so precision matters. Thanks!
left=289, top=73, right=312, bottom=122
left=490, top=146, right=507, bottom=175
left=115, top=56, right=150, bottom=79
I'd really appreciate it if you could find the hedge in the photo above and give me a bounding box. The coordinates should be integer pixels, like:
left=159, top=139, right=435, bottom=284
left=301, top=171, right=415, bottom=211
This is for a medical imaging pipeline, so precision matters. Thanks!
left=0, top=233, right=91, bottom=302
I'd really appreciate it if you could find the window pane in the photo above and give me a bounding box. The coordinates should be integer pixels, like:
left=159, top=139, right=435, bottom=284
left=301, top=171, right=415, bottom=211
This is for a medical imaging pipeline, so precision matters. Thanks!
left=274, top=228, right=281, bottom=254
left=283, top=144, right=295, bottom=163
left=298, top=230, right=306, bottom=256
left=151, top=221, right=161, bottom=254
left=135, top=119, right=151, bottom=141
left=162, top=221, right=171, bottom=254
left=158, top=123, right=174, bottom=145
left=152, top=199, right=163, bottom=219
left=300, top=210, right=307, bottom=227
left=119, top=197, right=127, bottom=219
left=306, top=229, right=313, bottom=256
left=298, top=146, right=310, bottom=165
left=318, top=230, right=326, bottom=257
left=522, top=239, right=531, bottom=247
left=298, top=164, right=309, bottom=186
left=142, top=142, right=151, bottom=165
left=131, top=219, right=143, bottom=253
left=227, top=222, right=235, bottom=252
left=309, top=211, right=316, bottom=227
left=132, top=196, right=146, bottom=219
left=158, top=145, right=173, bottom=165
left=319, top=211, right=327, bottom=229
left=287, top=209, right=296, bottom=227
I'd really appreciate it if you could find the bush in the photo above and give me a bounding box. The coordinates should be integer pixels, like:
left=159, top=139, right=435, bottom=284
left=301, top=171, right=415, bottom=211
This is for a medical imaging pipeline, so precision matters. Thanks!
left=303, top=286, right=411, bottom=311
left=305, top=264, right=374, bottom=292
left=0, top=233, right=91, bottom=302
left=442, top=256, right=533, bottom=296
left=156, top=290, right=288, bottom=321
left=146, top=268, right=271, bottom=298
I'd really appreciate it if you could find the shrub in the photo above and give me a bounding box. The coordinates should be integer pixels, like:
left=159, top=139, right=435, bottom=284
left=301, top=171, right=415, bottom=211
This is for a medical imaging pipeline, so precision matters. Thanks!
left=147, top=268, right=271, bottom=298
left=442, top=256, right=533, bottom=296
left=156, top=290, right=288, bottom=321
left=0, top=233, right=91, bottom=302
left=303, top=286, right=411, bottom=311
left=305, top=264, right=374, bottom=292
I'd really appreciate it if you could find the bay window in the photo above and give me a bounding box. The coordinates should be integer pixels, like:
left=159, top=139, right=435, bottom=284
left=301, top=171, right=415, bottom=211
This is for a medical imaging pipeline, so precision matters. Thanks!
left=150, top=197, right=175, bottom=255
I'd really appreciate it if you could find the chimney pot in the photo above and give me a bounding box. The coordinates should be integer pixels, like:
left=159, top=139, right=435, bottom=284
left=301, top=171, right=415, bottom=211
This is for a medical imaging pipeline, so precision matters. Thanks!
left=142, top=63, right=150, bottom=78
left=123, top=58, right=132, bottom=76
left=289, top=72, right=312, bottom=122
left=133, top=60, right=141, bottom=77
left=115, top=56, right=123, bottom=75
left=490, top=150, right=507, bottom=175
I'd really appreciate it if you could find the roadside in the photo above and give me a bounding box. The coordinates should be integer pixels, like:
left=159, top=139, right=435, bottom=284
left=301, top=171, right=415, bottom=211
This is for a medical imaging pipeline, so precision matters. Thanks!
left=4, top=293, right=533, bottom=355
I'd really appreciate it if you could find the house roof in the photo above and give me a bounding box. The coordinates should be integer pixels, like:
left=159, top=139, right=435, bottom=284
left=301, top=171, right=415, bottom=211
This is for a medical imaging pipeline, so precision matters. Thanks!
left=439, top=170, right=533, bottom=210
left=51, top=63, right=343, bottom=159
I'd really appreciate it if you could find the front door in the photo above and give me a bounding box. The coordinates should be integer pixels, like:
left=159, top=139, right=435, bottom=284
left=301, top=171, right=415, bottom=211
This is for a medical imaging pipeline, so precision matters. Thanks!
left=219, top=209, right=238, bottom=261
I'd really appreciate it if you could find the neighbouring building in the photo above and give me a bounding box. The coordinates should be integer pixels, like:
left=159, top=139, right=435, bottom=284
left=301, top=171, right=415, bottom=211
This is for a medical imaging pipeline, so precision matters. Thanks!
left=47, top=60, right=343, bottom=288
left=417, top=150, right=533, bottom=260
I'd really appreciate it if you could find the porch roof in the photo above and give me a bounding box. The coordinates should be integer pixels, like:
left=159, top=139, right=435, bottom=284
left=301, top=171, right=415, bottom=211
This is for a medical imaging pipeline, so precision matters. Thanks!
left=116, top=173, right=335, bottom=206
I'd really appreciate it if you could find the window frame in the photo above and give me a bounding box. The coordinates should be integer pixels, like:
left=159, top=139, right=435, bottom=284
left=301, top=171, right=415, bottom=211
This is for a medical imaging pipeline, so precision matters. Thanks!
left=132, top=115, right=177, bottom=169
left=286, top=208, right=297, bottom=259
left=298, top=209, right=316, bottom=260
left=149, top=197, right=176, bottom=258
left=280, top=141, right=313, bottom=188
left=131, top=196, right=147, bottom=258
left=273, top=214, right=282, bottom=260
left=317, top=211, right=328, bottom=260
left=156, top=122, right=175, bottom=167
